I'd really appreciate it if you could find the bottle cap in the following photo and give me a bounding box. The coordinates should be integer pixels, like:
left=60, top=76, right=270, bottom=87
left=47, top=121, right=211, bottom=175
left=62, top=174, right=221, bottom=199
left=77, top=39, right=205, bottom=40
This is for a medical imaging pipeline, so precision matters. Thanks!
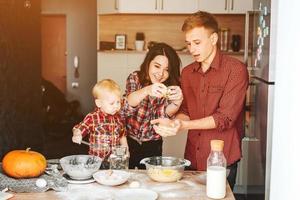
left=210, top=140, right=224, bottom=151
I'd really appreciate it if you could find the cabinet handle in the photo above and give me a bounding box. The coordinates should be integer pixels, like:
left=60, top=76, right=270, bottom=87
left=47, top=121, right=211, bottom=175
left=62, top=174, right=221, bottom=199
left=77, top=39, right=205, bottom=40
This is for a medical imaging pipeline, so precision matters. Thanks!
left=161, top=0, right=164, bottom=10
left=225, top=0, right=228, bottom=10
left=155, top=0, right=158, bottom=10
left=115, top=0, right=119, bottom=10
left=231, top=0, right=234, bottom=10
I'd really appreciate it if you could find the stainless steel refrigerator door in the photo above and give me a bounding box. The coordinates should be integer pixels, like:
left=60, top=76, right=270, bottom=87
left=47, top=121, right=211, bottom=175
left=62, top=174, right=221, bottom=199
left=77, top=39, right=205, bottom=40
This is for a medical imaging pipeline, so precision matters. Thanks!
left=244, top=0, right=274, bottom=83
left=237, top=78, right=273, bottom=195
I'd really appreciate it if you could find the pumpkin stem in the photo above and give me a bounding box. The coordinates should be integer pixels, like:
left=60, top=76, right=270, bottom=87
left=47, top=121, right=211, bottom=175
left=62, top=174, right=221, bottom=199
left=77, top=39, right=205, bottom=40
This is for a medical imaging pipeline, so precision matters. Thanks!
left=26, top=147, right=31, bottom=152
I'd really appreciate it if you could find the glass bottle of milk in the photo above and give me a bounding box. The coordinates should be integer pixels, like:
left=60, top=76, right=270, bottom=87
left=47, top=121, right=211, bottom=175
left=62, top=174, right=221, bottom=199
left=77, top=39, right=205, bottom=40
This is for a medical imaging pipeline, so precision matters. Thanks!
left=206, top=140, right=227, bottom=199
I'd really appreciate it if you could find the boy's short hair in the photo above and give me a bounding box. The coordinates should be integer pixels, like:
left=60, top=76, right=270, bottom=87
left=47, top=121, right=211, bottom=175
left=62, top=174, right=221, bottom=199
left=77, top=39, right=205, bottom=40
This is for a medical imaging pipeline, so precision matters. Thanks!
left=92, top=79, right=121, bottom=99
left=181, top=11, right=218, bottom=34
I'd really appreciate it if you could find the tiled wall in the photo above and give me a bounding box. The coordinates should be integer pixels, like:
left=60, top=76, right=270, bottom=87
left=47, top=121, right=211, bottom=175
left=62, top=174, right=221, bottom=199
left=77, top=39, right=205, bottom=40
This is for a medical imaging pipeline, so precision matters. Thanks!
left=99, top=14, right=245, bottom=51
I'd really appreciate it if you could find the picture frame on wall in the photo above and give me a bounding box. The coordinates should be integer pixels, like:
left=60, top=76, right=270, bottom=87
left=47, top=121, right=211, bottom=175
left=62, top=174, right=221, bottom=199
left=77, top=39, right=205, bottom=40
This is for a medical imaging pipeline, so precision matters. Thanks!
left=115, top=34, right=126, bottom=50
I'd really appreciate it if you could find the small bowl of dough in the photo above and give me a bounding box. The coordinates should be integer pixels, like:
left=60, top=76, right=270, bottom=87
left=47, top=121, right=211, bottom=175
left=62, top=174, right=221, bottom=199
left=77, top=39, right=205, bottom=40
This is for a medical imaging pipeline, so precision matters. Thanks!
left=140, top=156, right=191, bottom=183
left=60, top=155, right=102, bottom=180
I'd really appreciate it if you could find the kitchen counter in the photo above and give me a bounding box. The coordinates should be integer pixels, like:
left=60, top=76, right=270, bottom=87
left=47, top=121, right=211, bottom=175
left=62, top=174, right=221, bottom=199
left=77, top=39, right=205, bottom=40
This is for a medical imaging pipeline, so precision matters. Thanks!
left=10, top=170, right=235, bottom=200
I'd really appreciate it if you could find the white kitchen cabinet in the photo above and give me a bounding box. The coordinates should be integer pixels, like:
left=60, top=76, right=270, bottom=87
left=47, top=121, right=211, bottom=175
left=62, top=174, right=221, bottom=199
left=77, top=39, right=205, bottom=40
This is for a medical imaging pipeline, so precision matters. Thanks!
left=160, top=0, right=198, bottom=14
left=198, top=0, right=253, bottom=14
left=98, top=0, right=199, bottom=14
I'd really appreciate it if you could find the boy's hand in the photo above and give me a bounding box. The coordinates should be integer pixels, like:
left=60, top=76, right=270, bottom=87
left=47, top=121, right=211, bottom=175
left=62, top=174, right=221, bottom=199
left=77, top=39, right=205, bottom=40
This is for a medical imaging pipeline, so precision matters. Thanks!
left=72, top=129, right=82, bottom=144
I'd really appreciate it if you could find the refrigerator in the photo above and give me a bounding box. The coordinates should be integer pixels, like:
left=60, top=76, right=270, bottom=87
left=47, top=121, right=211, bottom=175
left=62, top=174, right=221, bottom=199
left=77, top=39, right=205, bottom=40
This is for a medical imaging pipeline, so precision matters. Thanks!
left=236, top=0, right=275, bottom=199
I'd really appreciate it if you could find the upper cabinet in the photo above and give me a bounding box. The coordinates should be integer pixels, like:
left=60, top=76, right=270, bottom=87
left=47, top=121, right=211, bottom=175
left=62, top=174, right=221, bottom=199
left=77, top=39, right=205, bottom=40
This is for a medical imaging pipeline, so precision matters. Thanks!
left=198, top=0, right=253, bottom=14
left=160, top=0, right=199, bottom=14
left=98, top=0, right=199, bottom=14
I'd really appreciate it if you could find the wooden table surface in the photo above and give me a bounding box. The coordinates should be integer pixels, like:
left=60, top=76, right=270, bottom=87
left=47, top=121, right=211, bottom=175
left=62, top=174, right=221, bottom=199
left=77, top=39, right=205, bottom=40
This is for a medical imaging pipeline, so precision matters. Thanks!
left=10, top=170, right=235, bottom=200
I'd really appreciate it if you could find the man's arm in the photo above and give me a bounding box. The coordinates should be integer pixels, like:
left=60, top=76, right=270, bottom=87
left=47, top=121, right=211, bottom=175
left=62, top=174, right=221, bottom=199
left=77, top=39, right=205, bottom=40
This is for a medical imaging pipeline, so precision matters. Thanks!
left=180, top=116, right=216, bottom=130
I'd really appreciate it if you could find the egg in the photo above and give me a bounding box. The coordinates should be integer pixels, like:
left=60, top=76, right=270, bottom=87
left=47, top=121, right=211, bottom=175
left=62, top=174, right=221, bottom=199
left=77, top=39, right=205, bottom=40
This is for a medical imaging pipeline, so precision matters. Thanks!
left=35, top=178, right=47, bottom=188
left=129, top=181, right=140, bottom=188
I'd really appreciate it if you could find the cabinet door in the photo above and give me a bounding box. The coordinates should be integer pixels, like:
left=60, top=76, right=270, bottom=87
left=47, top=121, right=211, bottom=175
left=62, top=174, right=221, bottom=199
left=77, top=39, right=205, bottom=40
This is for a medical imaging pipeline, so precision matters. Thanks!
left=98, top=0, right=117, bottom=14
left=161, top=0, right=198, bottom=14
left=198, top=0, right=227, bottom=14
left=118, top=0, right=159, bottom=13
left=199, top=0, right=252, bottom=14
left=98, top=0, right=158, bottom=14
left=97, top=52, right=127, bottom=92
left=229, top=0, right=253, bottom=14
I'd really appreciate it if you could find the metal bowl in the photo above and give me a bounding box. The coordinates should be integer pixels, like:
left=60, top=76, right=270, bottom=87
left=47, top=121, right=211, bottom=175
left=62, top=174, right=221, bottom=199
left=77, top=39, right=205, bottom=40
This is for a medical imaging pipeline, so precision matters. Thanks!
left=140, top=156, right=191, bottom=182
left=59, top=155, right=102, bottom=180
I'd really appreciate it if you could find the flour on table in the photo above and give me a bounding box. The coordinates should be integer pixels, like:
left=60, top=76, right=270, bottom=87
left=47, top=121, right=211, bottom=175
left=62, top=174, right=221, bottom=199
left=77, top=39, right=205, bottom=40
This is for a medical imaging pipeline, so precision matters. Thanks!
left=57, top=184, right=114, bottom=200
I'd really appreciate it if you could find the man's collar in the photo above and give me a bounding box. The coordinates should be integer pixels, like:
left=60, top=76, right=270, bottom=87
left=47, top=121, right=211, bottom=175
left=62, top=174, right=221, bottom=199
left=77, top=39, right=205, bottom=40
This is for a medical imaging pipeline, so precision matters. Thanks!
left=193, top=49, right=221, bottom=72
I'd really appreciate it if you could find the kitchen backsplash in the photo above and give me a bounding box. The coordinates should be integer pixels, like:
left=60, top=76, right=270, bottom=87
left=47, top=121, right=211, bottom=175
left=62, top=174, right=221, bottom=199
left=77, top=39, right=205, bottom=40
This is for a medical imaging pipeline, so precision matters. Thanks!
left=98, top=14, right=245, bottom=51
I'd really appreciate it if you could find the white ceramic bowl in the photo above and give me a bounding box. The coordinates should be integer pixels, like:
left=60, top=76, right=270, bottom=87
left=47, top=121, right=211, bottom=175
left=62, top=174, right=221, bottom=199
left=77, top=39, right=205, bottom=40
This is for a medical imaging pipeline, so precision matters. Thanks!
left=93, top=170, right=130, bottom=186
left=60, top=155, right=102, bottom=180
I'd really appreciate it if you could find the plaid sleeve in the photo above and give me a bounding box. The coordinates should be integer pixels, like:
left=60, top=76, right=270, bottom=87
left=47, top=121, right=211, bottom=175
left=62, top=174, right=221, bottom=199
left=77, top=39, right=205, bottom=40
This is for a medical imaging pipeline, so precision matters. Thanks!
left=125, top=72, right=139, bottom=95
left=120, top=97, right=139, bottom=117
left=73, top=113, right=93, bottom=138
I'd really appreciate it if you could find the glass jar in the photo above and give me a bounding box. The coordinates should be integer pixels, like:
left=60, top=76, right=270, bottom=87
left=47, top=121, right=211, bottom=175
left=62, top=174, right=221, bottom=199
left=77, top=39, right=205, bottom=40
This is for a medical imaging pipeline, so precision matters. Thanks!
left=219, top=28, right=229, bottom=51
left=109, top=146, right=129, bottom=170
left=206, top=140, right=227, bottom=199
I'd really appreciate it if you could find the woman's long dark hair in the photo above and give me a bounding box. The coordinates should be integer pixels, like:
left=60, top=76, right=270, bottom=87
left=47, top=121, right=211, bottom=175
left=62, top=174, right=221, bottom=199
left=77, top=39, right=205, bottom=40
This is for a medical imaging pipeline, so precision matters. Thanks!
left=137, top=43, right=181, bottom=87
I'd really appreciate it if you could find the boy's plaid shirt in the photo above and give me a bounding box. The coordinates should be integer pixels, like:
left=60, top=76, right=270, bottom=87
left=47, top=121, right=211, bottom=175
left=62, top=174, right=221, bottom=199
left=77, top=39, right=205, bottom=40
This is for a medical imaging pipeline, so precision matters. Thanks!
left=73, top=108, right=125, bottom=159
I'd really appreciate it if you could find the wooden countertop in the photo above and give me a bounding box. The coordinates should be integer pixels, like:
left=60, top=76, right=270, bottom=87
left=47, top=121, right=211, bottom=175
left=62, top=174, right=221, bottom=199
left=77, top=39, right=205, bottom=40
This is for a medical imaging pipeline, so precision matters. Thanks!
left=11, top=170, right=235, bottom=200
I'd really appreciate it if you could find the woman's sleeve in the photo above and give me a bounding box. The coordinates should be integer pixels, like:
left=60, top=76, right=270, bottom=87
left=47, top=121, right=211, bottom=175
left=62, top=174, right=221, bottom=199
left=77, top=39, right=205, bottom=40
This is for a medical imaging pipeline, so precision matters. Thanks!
left=125, top=72, right=139, bottom=96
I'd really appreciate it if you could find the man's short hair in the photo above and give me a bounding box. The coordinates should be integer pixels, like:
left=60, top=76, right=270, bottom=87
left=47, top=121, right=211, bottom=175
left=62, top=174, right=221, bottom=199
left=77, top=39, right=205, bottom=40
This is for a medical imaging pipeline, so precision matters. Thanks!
left=182, top=11, right=219, bottom=34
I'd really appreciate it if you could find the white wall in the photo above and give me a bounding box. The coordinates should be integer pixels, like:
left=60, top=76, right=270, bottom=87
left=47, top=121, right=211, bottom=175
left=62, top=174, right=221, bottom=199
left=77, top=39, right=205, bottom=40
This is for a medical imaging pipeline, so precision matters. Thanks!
left=41, top=0, right=97, bottom=114
left=269, top=0, right=300, bottom=199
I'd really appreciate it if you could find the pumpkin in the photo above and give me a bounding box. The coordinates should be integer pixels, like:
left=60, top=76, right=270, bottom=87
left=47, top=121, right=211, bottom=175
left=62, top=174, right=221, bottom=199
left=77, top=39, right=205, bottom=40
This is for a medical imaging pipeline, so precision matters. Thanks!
left=2, top=148, right=47, bottom=178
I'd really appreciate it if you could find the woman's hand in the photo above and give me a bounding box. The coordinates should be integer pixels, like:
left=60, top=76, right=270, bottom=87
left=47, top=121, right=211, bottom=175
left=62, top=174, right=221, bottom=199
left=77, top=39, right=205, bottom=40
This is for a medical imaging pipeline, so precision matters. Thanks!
left=167, top=86, right=183, bottom=105
left=147, top=83, right=168, bottom=98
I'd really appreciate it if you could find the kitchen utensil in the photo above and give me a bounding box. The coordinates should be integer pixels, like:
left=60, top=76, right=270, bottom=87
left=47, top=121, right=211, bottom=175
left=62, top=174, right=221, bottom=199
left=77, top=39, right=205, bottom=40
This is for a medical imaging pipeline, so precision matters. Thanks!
left=93, top=170, right=130, bottom=186
left=59, top=155, right=102, bottom=180
left=140, top=156, right=191, bottom=182
left=81, top=140, right=93, bottom=146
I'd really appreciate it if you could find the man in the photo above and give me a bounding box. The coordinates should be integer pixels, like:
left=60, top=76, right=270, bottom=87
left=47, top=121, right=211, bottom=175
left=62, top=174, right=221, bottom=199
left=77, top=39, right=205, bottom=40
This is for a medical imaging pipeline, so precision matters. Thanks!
left=151, top=11, right=249, bottom=190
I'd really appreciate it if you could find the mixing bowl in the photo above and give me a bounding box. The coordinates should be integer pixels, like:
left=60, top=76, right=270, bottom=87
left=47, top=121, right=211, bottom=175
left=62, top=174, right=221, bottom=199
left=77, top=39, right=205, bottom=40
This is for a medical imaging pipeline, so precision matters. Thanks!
left=60, top=155, right=102, bottom=180
left=140, top=156, right=191, bottom=182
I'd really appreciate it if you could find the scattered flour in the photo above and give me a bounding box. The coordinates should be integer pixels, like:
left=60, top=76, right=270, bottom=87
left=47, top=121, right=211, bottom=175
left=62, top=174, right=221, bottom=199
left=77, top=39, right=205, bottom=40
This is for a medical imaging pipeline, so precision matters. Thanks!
left=56, top=184, right=114, bottom=200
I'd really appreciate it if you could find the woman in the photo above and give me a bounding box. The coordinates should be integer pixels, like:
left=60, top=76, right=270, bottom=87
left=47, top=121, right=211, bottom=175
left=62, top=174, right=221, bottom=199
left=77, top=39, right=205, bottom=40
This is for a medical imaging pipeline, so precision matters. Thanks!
left=122, top=42, right=183, bottom=169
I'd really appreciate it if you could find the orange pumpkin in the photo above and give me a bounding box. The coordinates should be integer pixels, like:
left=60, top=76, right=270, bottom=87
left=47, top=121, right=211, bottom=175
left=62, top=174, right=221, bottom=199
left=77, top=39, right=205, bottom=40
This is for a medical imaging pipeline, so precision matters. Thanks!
left=2, top=148, right=47, bottom=178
